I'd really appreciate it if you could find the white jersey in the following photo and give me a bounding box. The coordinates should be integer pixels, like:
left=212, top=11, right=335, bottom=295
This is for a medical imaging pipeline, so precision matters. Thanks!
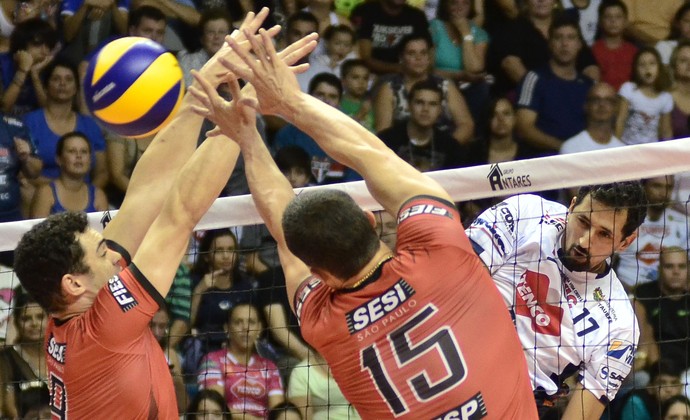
left=615, top=208, right=688, bottom=288
left=465, top=194, right=639, bottom=401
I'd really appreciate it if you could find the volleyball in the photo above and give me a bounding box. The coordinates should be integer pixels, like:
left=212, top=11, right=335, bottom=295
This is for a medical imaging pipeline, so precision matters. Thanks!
left=83, top=37, right=185, bottom=138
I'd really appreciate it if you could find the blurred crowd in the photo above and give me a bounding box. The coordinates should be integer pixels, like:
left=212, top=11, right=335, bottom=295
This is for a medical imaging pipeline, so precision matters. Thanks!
left=0, top=0, right=689, bottom=418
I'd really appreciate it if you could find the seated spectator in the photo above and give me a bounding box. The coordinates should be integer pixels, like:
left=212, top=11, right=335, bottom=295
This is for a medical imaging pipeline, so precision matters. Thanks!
left=0, top=288, right=48, bottom=419
left=656, top=3, right=690, bottom=66
left=274, top=73, right=360, bottom=184
left=622, top=0, right=683, bottom=46
left=592, top=0, right=637, bottom=91
left=0, top=18, right=56, bottom=115
left=284, top=11, right=332, bottom=92
left=349, top=0, right=430, bottom=76
left=127, top=4, right=167, bottom=46
left=660, top=395, right=690, bottom=420
left=373, top=34, right=474, bottom=144
left=130, top=0, right=201, bottom=52
left=561, top=0, right=601, bottom=46
left=560, top=82, right=625, bottom=154
left=288, top=349, right=360, bottom=419
left=515, top=17, right=593, bottom=157
left=304, top=0, right=351, bottom=35
left=616, top=47, right=673, bottom=145
left=149, top=306, right=187, bottom=413
left=197, top=302, right=284, bottom=419
left=0, top=114, right=40, bottom=222
left=487, top=0, right=598, bottom=97
left=618, top=359, right=683, bottom=420
left=186, top=388, right=231, bottom=420
left=378, top=80, right=466, bottom=171
left=29, top=132, right=108, bottom=217
left=23, top=58, right=108, bottom=187
left=0, top=0, right=46, bottom=53
left=310, top=24, right=357, bottom=76
left=671, top=41, right=690, bottom=139
left=339, top=59, right=374, bottom=132
left=469, top=97, right=526, bottom=165
left=177, top=8, right=233, bottom=89
left=60, top=0, right=129, bottom=63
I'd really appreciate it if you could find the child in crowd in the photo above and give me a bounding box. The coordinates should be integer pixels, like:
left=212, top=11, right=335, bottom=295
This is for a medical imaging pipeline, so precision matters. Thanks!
left=339, top=59, right=374, bottom=132
left=616, top=47, right=673, bottom=144
left=591, top=0, right=637, bottom=90
left=310, top=24, right=357, bottom=76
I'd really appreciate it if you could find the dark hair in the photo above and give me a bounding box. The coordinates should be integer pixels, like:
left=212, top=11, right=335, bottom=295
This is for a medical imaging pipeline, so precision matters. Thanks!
left=485, top=96, right=515, bottom=136
left=632, top=47, right=671, bottom=92
left=186, top=389, right=231, bottom=420
left=282, top=189, right=380, bottom=279
left=397, top=33, right=433, bottom=58
left=41, top=56, right=79, bottom=89
left=597, top=0, right=628, bottom=19
left=287, top=10, right=319, bottom=31
left=670, top=40, right=690, bottom=75
left=323, top=24, right=355, bottom=42
left=56, top=132, right=92, bottom=157
left=436, top=0, right=476, bottom=20
left=267, top=401, right=301, bottom=420
left=548, top=14, right=583, bottom=40
left=660, top=395, right=690, bottom=419
left=128, top=5, right=167, bottom=29
left=649, top=359, right=681, bottom=383
left=340, top=58, right=368, bottom=79
left=669, top=3, right=690, bottom=40
left=199, top=8, right=233, bottom=32
left=190, top=229, right=239, bottom=278
left=408, top=79, right=443, bottom=102
left=14, top=212, right=90, bottom=313
left=573, top=181, right=648, bottom=238
left=275, top=145, right=312, bottom=177
left=9, top=18, right=57, bottom=55
left=308, top=72, right=343, bottom=99
left=11, top=286, right=41, bottom=328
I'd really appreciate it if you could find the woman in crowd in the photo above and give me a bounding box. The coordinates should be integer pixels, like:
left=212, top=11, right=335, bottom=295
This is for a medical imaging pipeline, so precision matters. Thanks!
left=30, top=132, right=107, bottom=217
left=671, top=41, right=690, bottom=139
left=466, top=97, right=526, bottom=165
left=373, top=33, right=475, bottom=145
left=657, top=3, right=690, bottom=66
left=23, top=58, right=108, bottom=187
left=661, top=395, right=690, bottom=420
left=197, top=302, right=284, bottom=419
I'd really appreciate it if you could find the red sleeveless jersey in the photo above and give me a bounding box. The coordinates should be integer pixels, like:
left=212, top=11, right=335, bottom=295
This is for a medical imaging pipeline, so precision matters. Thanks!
left=295, top=196, right=537, bottom=419
left=46, top=262, right=177, bottom=419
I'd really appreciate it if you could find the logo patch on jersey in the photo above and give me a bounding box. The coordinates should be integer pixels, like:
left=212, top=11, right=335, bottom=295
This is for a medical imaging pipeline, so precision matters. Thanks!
left=398, top=203, right=452, bottom=223
left=47, top=334, right=66, bottom=365
left=539, top=212, right=566, bottom=231
left=50, top=372, right=67, bottom=419
left=491, top=202, right=515, bottom=232
left=470, top=218, right=506, bottom=256
left=433, top=392, right=487, bottom=420
left=346, top=279, right=415, bottom=334
left=107, top=276, right=138, bottom=312
left=515, top=271, right=563, bottom=336
left=487, top=163, right=532, bottom=192
left=593, top=287, right=605, bottom=301
left=295, top=277, right=322, bottom=323
left=598, top=364, right=627, bottom=393
left=607, top=340, right=635, bottom=366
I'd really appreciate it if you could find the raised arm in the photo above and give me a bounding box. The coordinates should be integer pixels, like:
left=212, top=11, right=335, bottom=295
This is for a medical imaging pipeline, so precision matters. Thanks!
left=224, top=30, right=451, bottom=216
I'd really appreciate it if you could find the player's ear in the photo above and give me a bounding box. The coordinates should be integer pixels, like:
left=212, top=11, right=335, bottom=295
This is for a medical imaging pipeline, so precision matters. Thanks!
left=61, top=273, right=85, bottom=297
left=364, top=209, right=376, bottom=229
left=617, top=231, right=638, bottom=252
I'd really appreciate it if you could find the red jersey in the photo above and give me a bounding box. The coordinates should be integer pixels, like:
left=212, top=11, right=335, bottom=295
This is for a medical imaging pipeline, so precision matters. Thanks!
left=198, top=349, right=284, bottom=417
left=592, top=40, right=638, bottom=91
left=295, top=196, right=537, bottom=419
left=46, top=260, right=177, bottom=419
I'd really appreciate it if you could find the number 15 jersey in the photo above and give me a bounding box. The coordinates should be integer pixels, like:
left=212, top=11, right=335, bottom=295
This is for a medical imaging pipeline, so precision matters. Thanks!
left=295, top=196, right=537, bottom=419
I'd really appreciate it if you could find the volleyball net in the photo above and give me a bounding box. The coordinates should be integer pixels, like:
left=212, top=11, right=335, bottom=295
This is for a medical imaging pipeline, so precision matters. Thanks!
left=1, top=138, right=690, bottom=417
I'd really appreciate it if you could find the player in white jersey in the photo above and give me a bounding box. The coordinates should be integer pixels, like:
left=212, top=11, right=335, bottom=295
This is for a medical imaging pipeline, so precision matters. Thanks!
left=466, top=183, right=648, bottom=419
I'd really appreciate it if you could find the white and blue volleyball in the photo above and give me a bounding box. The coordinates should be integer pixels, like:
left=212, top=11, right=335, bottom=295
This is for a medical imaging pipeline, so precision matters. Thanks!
left=84, top=37, right=184, bottom=138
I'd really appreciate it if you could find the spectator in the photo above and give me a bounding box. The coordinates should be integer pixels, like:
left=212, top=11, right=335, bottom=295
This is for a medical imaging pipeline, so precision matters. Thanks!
left=0, top=288, right=48, bottom=418
left=656, top=3, right=690, bottom=66
left=660, top=395, right=690, bottom=420
left=310, top=24, right=357, bottom=76
left=284, top=11, right=332, bottom=92
left=591, top=0, right=637, bottom=91
left=149, top=306, right=187, bottom=413
left=304, top=0, right=351, bottom=34
left=288, top=349, right=361, bottom=419
left=0, top=18, right=56, bottom=115
left=378, top=79, right=465, bottom=171
left=466, top=96, right=528, bottom=165
left=0, top=0, right=46, bottom=53
left=616, top=176, right=688, bottom=289
left=515, top=17, right=593, bottom=157
left=560, top=82, right=625, bottom=154
left=616, top=47, right=673, bottom=145
left=177, top=8, right=233, bottom=89
left=622, top=0, right=683, bottom=46
left=671, top=41, right=690, bottom=139
left=487, top=0, right=599, bottom=97
left=186, top=388, right=230, bottom=420
left=60, top=0, right=129, bottom=63
left=373, top=34, right=475, bottom=145
left=23, top=58, right=108, bottom=187
left=130, top=0, right=201, bottom=52
left=561, top=0, right=602, bottom=46
left=274, top=73, right=360, bottom=184
left=340, top=59, right=374, bottom=131
left=618, top=359, right=683, bottom=420
left=0, top=114, right=40, bottom=222
left=197, top=302, right=284, bottom=419
left=374, top=209, right=398, bottom=250
left=166, top=263, right=193, bottom=351
left=127, top=4, right=167, bottom=45
left=29, top=132, right=108, bottom=217
left=349, top=0, right=430, bottom=75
